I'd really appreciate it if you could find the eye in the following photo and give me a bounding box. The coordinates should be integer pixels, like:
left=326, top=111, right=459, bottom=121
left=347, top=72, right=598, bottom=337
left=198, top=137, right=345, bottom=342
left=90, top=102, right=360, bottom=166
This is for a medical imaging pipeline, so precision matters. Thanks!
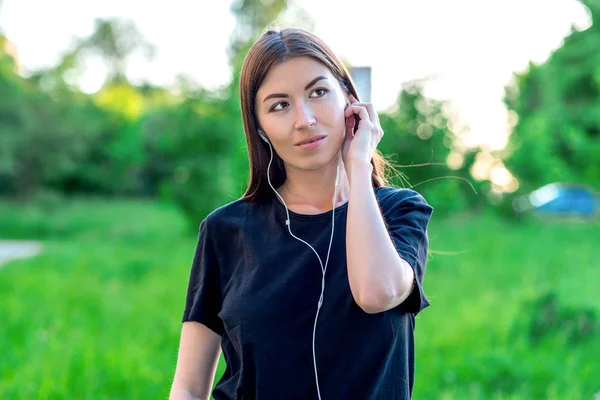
left=270, top=101, right=289, bottom=112
left=310, top=88, right=328, bottom=98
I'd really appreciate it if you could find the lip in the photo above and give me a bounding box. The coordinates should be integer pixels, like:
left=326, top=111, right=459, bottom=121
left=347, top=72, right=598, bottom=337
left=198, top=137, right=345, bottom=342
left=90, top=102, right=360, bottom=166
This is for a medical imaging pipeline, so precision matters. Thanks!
left=296, top=136, right=325, bottom=150
left=295, top=135, right=327, bottom=147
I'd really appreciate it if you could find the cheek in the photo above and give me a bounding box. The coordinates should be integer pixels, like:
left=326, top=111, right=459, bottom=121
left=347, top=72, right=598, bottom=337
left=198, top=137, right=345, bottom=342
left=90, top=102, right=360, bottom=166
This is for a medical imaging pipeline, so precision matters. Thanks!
left=257, top=113, right=281, bottom=134
left=320, top=96, right=346, bottom=126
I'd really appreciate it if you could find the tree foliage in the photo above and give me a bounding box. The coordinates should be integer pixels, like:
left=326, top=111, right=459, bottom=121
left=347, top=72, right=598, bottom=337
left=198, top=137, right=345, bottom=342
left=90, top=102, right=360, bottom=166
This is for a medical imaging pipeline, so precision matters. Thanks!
left=76, top=18, right=156, bottom=84
left=503, top=0, right=600, bottom=192
left=0, top=4, right=491, bottom=224
left=379, top=80, right=480, bottom=214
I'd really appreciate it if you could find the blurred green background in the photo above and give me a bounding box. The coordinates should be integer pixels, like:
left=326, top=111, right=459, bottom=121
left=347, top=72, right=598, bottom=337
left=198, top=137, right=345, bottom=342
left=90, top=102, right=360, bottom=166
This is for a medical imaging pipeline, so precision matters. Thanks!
left=1, top=0, right=599, bottom=399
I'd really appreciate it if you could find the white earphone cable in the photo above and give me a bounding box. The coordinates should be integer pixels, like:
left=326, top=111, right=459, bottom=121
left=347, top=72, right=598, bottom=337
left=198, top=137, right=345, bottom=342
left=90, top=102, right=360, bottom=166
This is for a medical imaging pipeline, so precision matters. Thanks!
left=263, top=134, right=341, bottom=400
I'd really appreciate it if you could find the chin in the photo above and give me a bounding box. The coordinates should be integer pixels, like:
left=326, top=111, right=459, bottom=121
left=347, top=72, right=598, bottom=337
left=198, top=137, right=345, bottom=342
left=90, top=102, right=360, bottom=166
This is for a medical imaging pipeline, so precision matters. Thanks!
left=296, top=153, right=340, bottom=172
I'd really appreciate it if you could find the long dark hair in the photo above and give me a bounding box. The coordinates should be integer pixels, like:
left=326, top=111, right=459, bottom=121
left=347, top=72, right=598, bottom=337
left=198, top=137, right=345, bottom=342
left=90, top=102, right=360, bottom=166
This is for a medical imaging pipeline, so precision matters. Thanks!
left=240, top=27, right=392, bottom=201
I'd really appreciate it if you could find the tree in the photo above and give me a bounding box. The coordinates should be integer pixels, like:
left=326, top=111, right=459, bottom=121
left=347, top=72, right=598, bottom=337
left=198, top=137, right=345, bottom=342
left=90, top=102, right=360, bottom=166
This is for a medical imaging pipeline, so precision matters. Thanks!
left=502, top=0, right=600, bottom=192
left=0, top=55, right=110, bottom=199
left=379, top=79, right=480, bottom=215
left=152, top=1, right=292, bottom=227
left=75, top=18, right=156, bottom=84
left=0, top=20, right=148, bottom=200
left=228, top=0, right=288, bottom=68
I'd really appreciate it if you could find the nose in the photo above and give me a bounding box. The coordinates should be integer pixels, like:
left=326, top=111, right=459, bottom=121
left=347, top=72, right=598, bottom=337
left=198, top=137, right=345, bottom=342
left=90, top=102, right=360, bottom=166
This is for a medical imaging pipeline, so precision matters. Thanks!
left=293, top=102, right=316, bottom=130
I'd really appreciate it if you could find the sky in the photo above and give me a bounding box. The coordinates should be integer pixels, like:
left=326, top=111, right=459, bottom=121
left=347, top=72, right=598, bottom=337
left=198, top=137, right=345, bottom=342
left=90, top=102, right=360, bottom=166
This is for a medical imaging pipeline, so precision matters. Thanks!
left=0, top=0, right=592, bottom=156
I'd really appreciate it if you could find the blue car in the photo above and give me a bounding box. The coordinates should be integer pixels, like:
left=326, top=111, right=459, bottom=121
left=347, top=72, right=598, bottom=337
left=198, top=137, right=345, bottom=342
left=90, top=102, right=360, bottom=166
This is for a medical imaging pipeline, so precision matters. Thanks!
left=513, top=183, right=599, bottom=219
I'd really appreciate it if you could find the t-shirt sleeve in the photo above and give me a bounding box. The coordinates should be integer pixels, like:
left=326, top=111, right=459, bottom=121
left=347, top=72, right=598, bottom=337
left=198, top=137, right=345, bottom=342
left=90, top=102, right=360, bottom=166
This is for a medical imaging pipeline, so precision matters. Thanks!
left=181, top=216, right=224, bottom=336
left=381, top=189, right=433, bottom=315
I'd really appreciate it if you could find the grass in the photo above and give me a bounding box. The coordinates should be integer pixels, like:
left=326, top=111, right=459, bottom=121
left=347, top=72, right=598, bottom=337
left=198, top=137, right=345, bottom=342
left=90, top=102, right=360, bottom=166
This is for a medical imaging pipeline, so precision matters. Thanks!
left=0, top=198, right=599, bottom=399
left=417, top=213, right=600, bottom=399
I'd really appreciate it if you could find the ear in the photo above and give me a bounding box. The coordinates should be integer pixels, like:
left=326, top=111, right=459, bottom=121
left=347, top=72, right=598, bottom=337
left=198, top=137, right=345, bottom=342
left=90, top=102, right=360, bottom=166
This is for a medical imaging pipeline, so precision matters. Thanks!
left=257, top=129, right=270, bottom=144
left=341, top=93, right=350, bottom=109
left=344, top=89, right=355, bottom=106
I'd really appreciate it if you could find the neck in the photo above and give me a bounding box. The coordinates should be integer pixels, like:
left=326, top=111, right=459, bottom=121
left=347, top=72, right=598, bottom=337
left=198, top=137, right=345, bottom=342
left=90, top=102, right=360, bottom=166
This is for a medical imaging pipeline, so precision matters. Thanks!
left=277, top=155, right=350, bottom=212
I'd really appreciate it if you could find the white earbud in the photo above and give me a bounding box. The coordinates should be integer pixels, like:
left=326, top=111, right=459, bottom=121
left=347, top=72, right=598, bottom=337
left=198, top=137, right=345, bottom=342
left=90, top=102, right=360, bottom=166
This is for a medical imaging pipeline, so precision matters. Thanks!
left=258, top=129, right=270, bottom=144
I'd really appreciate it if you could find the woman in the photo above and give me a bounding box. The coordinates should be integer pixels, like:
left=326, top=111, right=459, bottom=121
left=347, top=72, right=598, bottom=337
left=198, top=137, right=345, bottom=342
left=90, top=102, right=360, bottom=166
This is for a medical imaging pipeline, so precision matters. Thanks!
left=170, top=27, right=433, bottom=400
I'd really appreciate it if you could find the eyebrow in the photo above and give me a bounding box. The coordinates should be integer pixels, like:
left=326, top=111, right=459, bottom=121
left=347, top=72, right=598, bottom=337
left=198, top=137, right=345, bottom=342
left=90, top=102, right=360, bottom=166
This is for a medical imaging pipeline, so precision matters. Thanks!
left=262, top=76, right=328, bottom=103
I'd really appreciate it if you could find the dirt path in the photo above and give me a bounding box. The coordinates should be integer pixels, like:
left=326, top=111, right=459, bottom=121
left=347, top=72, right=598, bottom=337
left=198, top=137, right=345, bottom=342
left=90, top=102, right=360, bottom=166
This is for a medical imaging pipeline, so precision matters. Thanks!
left=0, top=240, right=42, bottom=267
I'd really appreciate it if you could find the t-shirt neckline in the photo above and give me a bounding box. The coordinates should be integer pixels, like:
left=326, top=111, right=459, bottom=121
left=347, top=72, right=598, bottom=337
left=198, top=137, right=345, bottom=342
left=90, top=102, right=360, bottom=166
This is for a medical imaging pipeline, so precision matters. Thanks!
left=268, top=186, right=388, bottom=220
left=270, top=191, right=350, bottom=221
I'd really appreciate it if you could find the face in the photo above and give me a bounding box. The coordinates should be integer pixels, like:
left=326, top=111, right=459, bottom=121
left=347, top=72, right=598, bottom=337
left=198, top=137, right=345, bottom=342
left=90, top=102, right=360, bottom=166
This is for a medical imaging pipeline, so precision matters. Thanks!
left=255, top=56, right=348, bottom=172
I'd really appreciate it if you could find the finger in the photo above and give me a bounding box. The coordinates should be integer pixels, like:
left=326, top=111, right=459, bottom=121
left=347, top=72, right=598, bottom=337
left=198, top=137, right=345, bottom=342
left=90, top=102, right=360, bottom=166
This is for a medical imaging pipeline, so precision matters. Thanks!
left=344, top=104, right=371, bottom=124
left=348, top=101, right=383, bottom=137
left=363, top=103, right=380, bottom=126
left=345, top=114, right=355, bottom=137
left=348, top=100, right=378, bottom=125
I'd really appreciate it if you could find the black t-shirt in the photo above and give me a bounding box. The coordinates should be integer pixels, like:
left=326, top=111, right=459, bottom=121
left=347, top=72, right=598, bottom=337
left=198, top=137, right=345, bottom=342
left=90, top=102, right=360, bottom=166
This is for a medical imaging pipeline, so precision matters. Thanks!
left=182, top=186, right=433, bottom=400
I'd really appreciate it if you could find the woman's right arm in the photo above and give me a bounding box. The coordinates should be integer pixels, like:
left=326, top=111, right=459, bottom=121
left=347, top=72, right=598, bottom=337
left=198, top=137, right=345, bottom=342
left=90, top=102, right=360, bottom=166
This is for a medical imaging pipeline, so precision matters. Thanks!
left=169, top=321, right=222, bottom=400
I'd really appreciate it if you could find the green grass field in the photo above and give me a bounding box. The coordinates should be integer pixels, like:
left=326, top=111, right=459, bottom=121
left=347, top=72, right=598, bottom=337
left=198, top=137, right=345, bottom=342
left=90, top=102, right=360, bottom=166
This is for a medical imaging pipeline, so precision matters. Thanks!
left=1, top=198, right=598, bottom=399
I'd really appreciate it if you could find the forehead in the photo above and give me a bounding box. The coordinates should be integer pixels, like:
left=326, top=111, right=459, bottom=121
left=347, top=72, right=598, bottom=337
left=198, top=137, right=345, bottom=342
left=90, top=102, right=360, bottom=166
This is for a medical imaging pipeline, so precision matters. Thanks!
left=257, top=56, right=337, bottom=98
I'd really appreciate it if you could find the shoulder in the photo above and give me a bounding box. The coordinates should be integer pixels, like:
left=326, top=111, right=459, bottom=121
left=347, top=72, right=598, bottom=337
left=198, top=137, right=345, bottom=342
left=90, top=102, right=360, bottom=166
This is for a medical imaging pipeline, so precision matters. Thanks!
left=376, top=186, right=431, bottom=207
left=375, top=186, right=434, bottom=219
left=201, top=196, right=266, bottom=232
